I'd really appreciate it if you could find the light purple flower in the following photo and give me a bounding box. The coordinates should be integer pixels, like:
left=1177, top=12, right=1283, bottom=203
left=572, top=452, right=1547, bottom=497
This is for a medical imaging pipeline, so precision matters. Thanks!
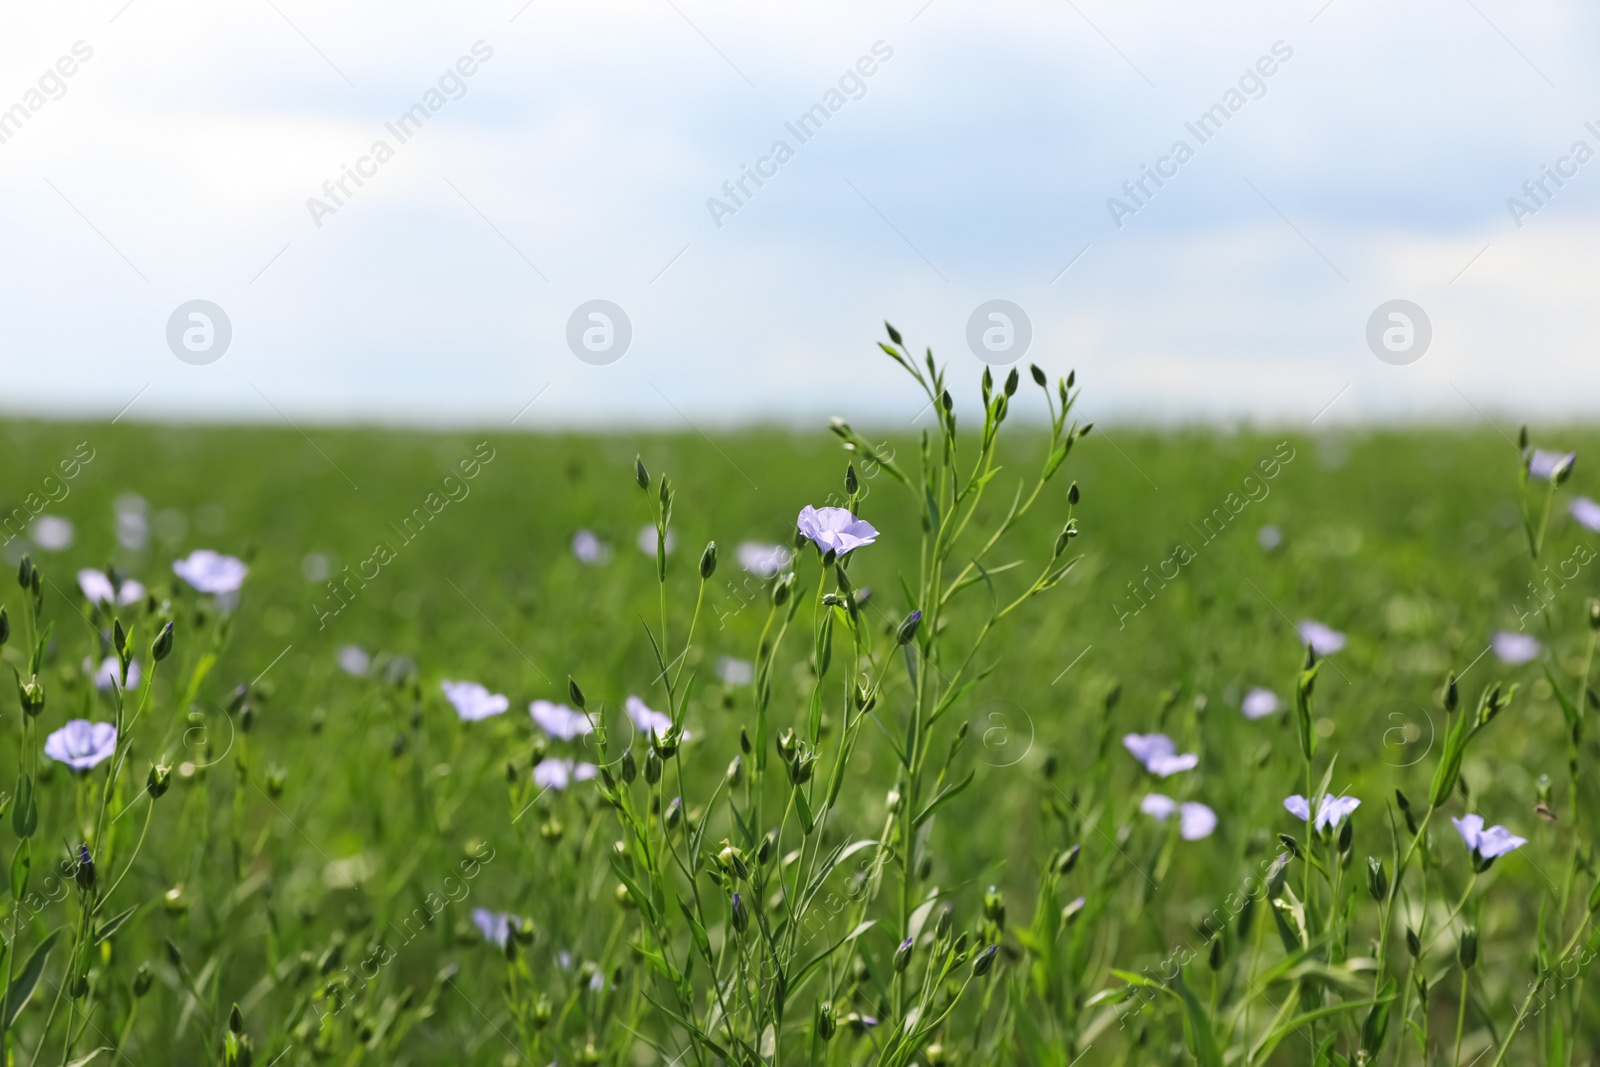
left=1529, top=449, right=1576, bottom=483
left=1492, top=631, right=1540, bottom=665
left=795, top=506, right=878, bottom=557
left=1140, top=795, right=1216, bottom=840
left=84, top=656, right=140, bottom=692
left=77, top=569, right=145, bottom=608
left=530, top=699, right=592, bottom=740
left=440, top=680, right=508, bottom=722
left=1140, top=793, right=1178, bottom=818
left=44, top=720, right=117, bottom=770
left=1296, top=620, right=1345, bottom=655
left=31, top=516, right=73, bottom=551
left=1452, top=814, right=1527, bottom=860
left=337, top=646, right=371, bottom=676
left=1284, top=793, right=1361, bottom=832
left=472, top=908, right=512, bottom=948
left=1257, top=525, right=1283, bottom=551
left=1122, top=733, right=1198, bottom=777
left=172, top=549, right=248, bottom=594
left=1241, top=688, right=1281, bottom=720
left=626, top=696, right=671, bottom=735
left=738, top=542, right=793, bottom=578
left=717, top=657, right=754, bottom=686
left=1179, top=802, right=1218, bottom=840
left=571, top=530, right=609, bottom=565
left=1571, top=497, right=1600, bottom=533
left=533, top=758, right=598, bottom=791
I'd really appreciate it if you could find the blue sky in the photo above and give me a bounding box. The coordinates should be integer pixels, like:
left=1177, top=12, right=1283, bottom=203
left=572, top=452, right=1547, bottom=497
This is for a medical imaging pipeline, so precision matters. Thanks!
left=2, top=0, right=1598, bottom=430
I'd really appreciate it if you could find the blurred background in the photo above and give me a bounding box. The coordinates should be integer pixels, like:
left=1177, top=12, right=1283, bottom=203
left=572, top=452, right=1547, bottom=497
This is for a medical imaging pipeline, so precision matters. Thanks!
left=2, top=0, right=1597, bottom=429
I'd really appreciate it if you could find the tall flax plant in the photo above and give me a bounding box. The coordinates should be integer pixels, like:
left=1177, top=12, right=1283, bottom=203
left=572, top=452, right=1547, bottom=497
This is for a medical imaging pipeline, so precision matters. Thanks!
left=575, top=324, right=1086, bottom=1067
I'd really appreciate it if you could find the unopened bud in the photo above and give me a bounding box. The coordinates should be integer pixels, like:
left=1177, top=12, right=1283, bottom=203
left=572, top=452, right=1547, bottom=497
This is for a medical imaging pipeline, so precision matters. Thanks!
left=730, top=891, right=748, bottom=934
left=896, top=609, right=922, bottom=646
left=971, top=944, right=998, bottom=977
left=1458, top=927, right=1478, bottom=970
left=1367, top=857, right=1388, bottom=902
left=816, top=1002, right=836, bottom=1041
left=151, top=620, right=174, bottom=662
left=893, top=936, right=913, bottom=972
left=567, top=678, right=586, bottom=710
left=634, top=456, right=650, bottom=491
left=699, top=542, right=717, bottom=580
left=1054, top=844, right=1081, bottom=875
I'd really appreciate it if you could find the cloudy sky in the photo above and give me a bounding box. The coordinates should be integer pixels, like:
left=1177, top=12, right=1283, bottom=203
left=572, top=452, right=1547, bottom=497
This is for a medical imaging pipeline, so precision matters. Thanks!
left=1, top=0, right=1597, bottom=429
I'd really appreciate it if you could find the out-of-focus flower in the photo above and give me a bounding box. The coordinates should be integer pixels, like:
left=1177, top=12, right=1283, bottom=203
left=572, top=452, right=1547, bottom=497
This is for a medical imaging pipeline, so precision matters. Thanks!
left=85, top=656, right=140, bottom=692
left=1529, top=449, right=1576, bottom=483
left=440, top=680, right=508, bottom=722
left=172, top=550, right=248, bottom=594
left=1296, top=620, right=1345, bottom=655
left=471, top=908, right=512, bottom=947
left=1452, top=814, right=1527, bottom=860
left=301, top=553, right=332, bottom=582
left=717, top=657, right=754, bottom=685
left=1571, top=497, right=1600, bottom=533
left=738, top=542, right=793, bottom=578
left=115, top=495, right=148, bottom=550
left=795, top=506, right=878, bottom=556
left=531, top=699, right=592, bottom=740
left=1122, top=733, right=1198, bottom=777
left=571, top=530, right=610, bottom=565
left=1141, top=794, right=1216, bottom=839
left=31, top=516, right=74, bottom=551
left=1257, top=525, right=1283, bottom=551
left=1284, top=793, right=1361, bottom=832
left=45, top=720, right=117, bottom=770
left=337, top=646, right=371, bottom=676
left=626, top=696, right=671, bottom=734
left=77, top=569, right=145, bottom=607
left=1492, top=631, right=1540, bottom=665
left=533, top=759, right=598, bottom=791
left=1242, top=688, right=1281, bottom=720
left=1140, top=794, right=1178, bottom=818
left=1178, top=802, right=1217, bottom=840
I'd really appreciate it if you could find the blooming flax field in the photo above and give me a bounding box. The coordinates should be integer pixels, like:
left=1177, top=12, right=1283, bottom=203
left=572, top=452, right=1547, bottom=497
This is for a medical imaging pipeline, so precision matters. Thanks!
left=1, top=331, right=1600, bottom=1065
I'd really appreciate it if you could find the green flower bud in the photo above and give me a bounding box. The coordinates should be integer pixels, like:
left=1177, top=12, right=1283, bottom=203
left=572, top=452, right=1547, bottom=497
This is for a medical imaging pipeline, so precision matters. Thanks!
left=896, top=609, right=923, bottom=646
left=699, top=541, right=717, bottom=580
left=620, top=749, right=637, bottom=783
left=730, top=891, right=748, bottom=934
left=1406, top=927, right=1421, bottom=958
left=133, top=963, right=152, bottom=997
left=845, top=464, right=859, bottom=495
left=935, top=906, right=952, bottom=939
left=567, top=678, right=586, bottom=710
left=1367, top=857, right=1388, bottom=902
left=1208, top=937, right=1224, bottom=971
left=1054, top=844, right=1081, bottom=875
left=0, top=605, right=9, bottom=646
left=644, top=748, right=662, bottom=785
left=634, top=456, right=650, bottom=491
left=1459, top=927, right=1478, bottom=970
left=816, top=1002, right=836, bottom=1041
left=151, top=620, right=174, bottom=662
left=982, top=885, right=1005, bottom=928
left=147, top=761, right=172, bottom=799
left=893, top=936, right=913, bottom=972
left=971, top=944, right=998, bottom=977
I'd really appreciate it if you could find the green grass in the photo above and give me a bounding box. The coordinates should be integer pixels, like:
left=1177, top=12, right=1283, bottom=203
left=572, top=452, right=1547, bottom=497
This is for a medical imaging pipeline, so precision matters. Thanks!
left=0, top=393, right=1597, bottom=1066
